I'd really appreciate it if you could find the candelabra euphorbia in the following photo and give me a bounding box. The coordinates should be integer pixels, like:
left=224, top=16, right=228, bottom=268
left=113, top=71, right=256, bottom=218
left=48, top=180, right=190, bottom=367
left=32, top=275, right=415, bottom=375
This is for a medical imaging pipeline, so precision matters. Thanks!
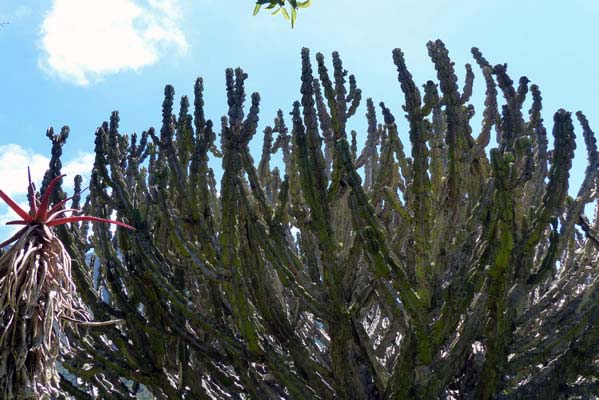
left=0, top=169, right=133, bottom=399
left=2, top=41, right=598, bottom=399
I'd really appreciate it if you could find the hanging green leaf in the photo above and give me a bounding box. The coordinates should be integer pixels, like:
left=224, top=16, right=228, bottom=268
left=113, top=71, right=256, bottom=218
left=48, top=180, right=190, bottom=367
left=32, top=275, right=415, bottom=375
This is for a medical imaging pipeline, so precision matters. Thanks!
left=253, top=0, right=313, bottom=26
left=291, top=6, right=297, bottom=28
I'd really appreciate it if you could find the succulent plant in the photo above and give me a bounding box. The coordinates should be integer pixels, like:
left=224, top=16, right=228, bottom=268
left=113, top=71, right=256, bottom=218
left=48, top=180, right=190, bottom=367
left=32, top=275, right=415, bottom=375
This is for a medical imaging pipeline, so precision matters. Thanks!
left=2, top=41, right=598, bottom=399
left=0, top=169, right=133, bottom=399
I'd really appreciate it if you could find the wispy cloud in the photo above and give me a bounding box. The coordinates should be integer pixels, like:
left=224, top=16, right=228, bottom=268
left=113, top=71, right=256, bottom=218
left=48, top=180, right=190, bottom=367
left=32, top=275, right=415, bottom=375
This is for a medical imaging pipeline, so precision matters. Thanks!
left=0, top=145, right=94, bottom=238
left=0, top=144, right=49, bottom=198
left=39, top=0, right=188, bottom=86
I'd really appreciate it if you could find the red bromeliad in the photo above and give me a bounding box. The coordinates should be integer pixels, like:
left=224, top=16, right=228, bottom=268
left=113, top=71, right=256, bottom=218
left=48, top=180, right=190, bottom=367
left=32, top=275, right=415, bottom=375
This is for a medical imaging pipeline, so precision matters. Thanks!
left=0, top=168, right=134, bottom=249
left=0, top=168, right=134, bottom=399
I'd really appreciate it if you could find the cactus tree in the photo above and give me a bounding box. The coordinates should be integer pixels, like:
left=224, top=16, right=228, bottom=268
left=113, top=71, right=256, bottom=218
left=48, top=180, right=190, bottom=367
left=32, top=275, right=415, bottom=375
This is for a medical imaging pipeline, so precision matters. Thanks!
left=4, top=41, right=598, bottom=399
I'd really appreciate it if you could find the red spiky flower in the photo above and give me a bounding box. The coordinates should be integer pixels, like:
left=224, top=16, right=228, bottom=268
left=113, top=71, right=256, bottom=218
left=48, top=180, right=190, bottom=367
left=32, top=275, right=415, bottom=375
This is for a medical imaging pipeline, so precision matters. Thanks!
left=0, top=168, right=134, bottom=249
left=0, top=168, right=134, bottom=398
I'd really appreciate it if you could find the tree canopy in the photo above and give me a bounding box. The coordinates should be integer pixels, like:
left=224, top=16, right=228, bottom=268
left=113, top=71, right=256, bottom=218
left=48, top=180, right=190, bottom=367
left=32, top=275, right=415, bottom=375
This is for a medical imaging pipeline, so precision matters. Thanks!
left=253, top=0, right=313, bottom=27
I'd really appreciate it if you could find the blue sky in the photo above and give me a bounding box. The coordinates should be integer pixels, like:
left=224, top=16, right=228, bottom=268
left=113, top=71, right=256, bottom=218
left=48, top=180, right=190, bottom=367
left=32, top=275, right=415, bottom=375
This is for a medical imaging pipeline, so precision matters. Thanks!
left=0, top=0, right=598, bottom=237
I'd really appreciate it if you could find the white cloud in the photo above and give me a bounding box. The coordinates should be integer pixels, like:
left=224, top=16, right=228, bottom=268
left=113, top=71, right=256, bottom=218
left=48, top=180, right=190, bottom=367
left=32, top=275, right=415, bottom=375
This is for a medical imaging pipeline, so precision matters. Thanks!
left=0, top=145, right=94, bottom=239
left=39, top=0, right=188, bottom=86
left=0, top=144, right=49, bottom=198
left=62, top=152, right=96, bottom=186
